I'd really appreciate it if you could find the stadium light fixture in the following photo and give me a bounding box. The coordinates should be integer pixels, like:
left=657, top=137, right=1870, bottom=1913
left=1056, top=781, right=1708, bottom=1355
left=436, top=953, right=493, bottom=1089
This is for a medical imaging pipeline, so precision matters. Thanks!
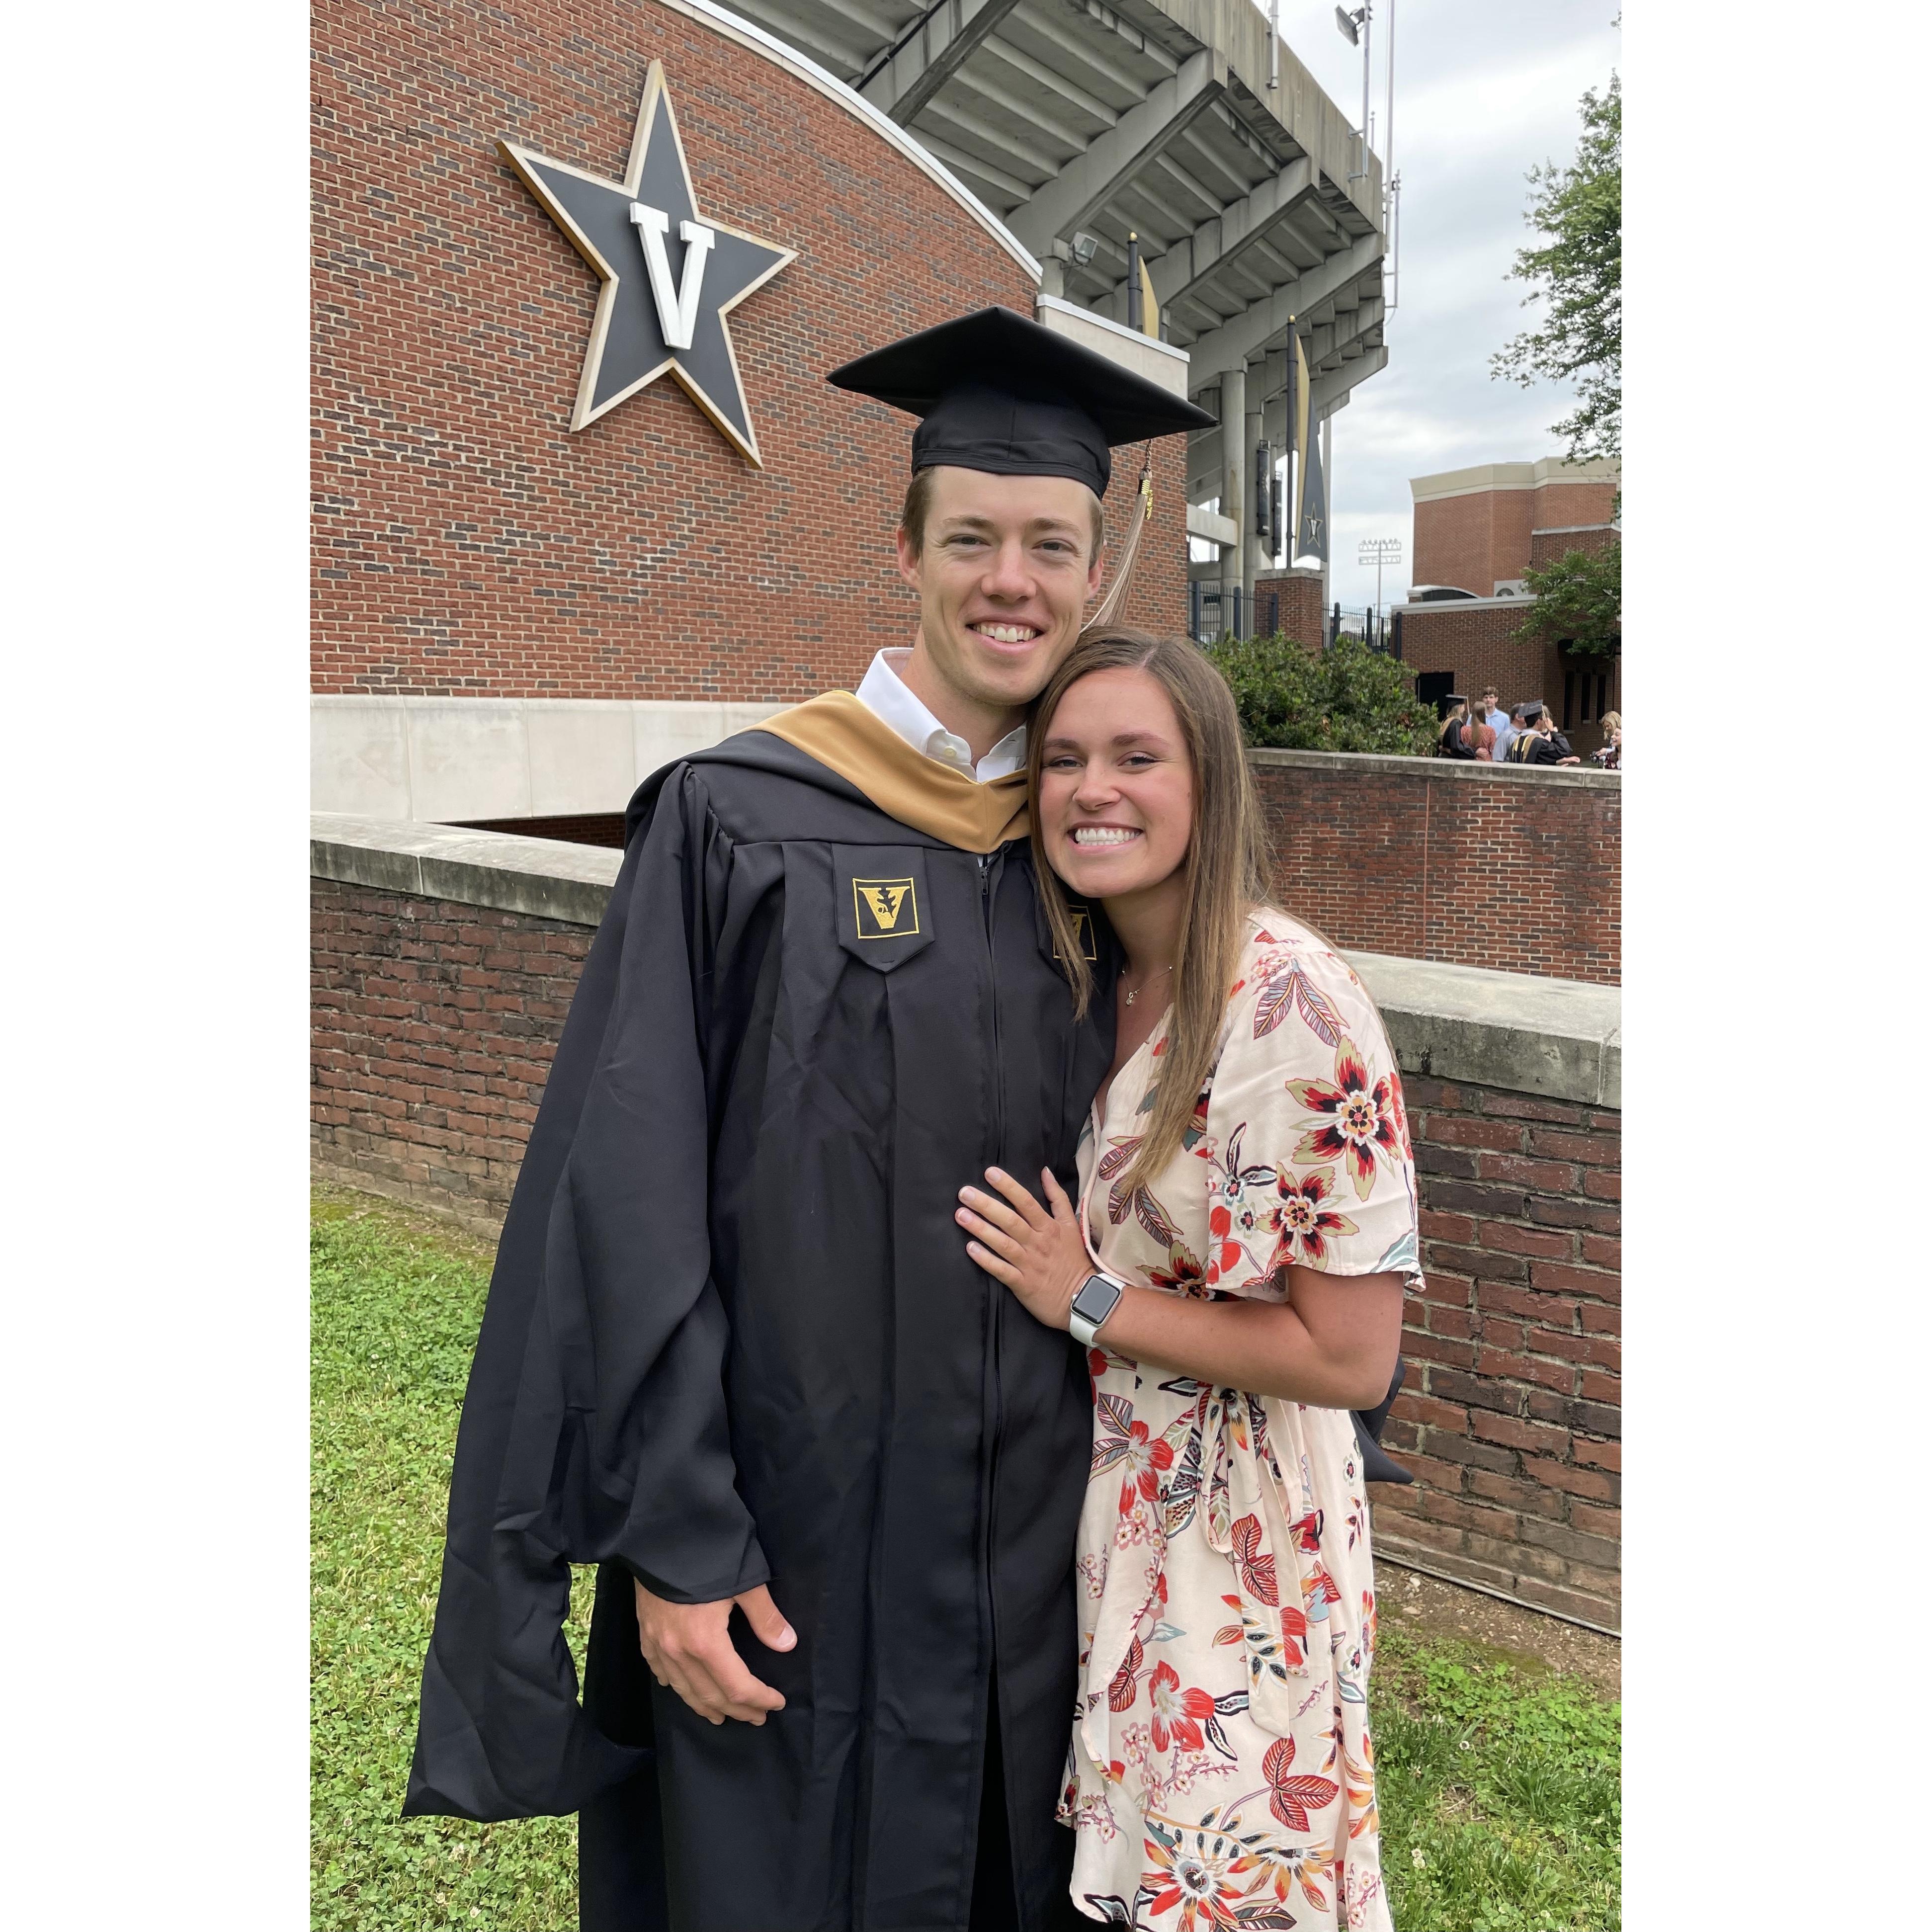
left=1357, top=534, right=1402, bottom=618
left=1337, top=6, right=1370, bottom=181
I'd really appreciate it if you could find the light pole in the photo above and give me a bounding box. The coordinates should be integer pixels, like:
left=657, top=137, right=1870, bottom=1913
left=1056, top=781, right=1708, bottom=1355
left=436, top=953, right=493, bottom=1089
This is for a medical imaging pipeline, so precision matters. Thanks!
left=1336, top=4, right=1371, bottom=183
left=1357, top=536, right=1402, bottom=636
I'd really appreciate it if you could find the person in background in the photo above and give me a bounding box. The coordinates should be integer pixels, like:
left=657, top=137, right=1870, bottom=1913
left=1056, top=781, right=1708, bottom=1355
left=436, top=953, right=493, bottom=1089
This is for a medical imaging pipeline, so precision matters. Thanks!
left=1593, top=709, right=1622, bottom=770
left=1461, top=702, right=1497, bottom=760
left=1481, top=685, right=1509, bottom=743
left=1512, top=702, right=1582, bottom=766
left=1493, top=702, right=1525, bottom=766
left=1436, top=695, right=1476, bottom=759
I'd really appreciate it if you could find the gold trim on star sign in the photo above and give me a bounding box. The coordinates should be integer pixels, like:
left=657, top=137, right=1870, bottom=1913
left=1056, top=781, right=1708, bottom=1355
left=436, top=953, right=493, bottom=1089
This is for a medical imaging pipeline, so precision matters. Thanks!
left=751, top=692, right=1030, bottom=854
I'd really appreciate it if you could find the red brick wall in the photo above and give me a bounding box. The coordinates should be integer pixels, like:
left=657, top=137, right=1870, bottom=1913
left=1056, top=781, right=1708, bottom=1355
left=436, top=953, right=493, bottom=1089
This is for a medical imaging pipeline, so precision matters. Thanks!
left=312, top=879, right=588, bottom=1234
left=311, top=872, right=1622, bottom=1626
left=1374, top=1074, right=1621, bottom=1630
left=1528, top=522, right=1618, bottom=569
left=1396, top=602, right=1558, bottom=715
left=1413, top=480, right=1618, bottom=593
left=1253, top=756, right=1620, bottom=983
left=1413, top=490, right=1534, bottom=596
left=1253, top=568, right=1325, bottom=646
left=312, top=0, right=1187, bottom=699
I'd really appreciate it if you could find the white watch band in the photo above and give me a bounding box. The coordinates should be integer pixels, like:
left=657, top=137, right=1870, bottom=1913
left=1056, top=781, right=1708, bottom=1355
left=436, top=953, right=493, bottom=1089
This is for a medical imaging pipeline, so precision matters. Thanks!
left=1068, top=1272, right=1124, bottom=1348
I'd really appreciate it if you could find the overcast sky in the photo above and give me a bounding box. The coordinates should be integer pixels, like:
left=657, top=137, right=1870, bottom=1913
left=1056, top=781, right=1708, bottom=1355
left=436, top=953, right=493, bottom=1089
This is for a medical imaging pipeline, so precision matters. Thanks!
left=1257, top=0, right=1621, bottom=612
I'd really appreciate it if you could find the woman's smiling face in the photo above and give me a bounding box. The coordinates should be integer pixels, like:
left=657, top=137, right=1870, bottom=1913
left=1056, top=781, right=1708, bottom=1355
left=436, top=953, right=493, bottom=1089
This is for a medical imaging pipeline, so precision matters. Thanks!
left=1037, top=666, right=1194, bottom=901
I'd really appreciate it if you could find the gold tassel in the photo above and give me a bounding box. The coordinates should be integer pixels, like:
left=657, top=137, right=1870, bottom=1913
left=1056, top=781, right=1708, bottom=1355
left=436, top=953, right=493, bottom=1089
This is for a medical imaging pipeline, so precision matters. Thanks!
left=1086, top=445, right=1153, bottom=631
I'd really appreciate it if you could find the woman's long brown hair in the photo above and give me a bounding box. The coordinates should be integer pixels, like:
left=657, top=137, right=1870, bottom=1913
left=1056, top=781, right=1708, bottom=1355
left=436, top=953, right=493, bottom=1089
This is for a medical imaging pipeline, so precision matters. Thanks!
left=1028, top=627, right=1275, bottom=1193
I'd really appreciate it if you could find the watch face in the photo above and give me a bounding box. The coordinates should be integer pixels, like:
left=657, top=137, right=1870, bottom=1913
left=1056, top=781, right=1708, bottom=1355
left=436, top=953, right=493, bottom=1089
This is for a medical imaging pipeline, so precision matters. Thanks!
left=1072, top=1275, right=1119, bottom=1321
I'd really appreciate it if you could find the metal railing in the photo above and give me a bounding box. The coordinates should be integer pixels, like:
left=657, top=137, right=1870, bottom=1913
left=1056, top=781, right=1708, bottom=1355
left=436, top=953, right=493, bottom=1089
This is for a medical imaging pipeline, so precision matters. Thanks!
left=1187, top=587, right=1399, bottom=656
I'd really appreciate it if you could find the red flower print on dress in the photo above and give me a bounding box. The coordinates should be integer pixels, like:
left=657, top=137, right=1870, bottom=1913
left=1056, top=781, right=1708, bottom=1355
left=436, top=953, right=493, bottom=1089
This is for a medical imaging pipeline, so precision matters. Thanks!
left=1146, top=1661, right=1217, bottom=1754
left=1204, top=1123, right=1276, bottom=1288
left=1147, top=1242, right=1207, bottom=1298
left=1285, top=1038, right=1402, bottom=1201
left=1138, top=1829, right=1251, bottom=1932
left=1107, top=1634, right=1144, bottom=1714
left=1092, top=1393, right=1176, bottom=1501
left=1269, top=1164, right=1358, bottom=1267
left=1228, top=1515, right=1279, bottom=1607
left=1261, top=1735, right=1340, bottom=1832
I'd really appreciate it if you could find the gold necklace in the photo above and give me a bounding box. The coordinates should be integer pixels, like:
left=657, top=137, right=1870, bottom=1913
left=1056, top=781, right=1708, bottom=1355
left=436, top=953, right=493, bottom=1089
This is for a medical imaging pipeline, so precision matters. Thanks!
left=1122, top=963, right=1174, bottom=1008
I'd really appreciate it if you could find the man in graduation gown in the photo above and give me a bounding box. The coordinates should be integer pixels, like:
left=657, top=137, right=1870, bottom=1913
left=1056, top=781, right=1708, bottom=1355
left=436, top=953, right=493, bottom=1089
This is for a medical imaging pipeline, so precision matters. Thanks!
left=403, top=306, right=1217, bottom=1932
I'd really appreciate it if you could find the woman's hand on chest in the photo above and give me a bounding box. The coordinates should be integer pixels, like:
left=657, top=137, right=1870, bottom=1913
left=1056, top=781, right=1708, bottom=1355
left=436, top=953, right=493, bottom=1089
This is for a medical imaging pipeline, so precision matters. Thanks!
left=956, top=1165, right=1093, bottom=1331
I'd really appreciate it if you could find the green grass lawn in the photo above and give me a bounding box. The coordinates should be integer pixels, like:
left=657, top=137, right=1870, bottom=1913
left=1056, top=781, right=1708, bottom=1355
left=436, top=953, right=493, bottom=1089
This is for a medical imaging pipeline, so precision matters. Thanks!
left=312, top=1186, right=1619, bottom=1931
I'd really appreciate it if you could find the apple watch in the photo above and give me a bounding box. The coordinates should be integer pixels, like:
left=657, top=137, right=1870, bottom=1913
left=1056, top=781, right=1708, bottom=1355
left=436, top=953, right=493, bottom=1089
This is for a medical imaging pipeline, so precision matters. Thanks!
left=1068, top=1272, right=1125, bottom=1348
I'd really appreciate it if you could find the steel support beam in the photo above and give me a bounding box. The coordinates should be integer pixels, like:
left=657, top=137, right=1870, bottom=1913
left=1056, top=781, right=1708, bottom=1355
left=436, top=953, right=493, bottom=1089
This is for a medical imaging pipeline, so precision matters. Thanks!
left=1005, top=48, right=1228, bottom=254
left=1179, top=230, right=1384, bottom=375
left=856, top=0, right=1030, bottom=127
left=1309, top=345, right=1386, bottom=416
left=1146, top=157, right=1316, bottom=317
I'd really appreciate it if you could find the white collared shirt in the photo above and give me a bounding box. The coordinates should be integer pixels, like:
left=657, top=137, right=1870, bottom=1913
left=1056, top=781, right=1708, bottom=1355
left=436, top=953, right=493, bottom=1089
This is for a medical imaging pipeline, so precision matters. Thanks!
left=854, top=648, right=1027, bottom=783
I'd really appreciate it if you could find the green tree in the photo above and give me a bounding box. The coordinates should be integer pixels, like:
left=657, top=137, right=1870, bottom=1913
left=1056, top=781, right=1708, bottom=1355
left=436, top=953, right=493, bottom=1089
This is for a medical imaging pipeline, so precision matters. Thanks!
left=1205, top=632, right=1438, bottom=756
left=1512, top=539, right=1621, bottom=657
left=1493, top=73, right=1621, bottom=461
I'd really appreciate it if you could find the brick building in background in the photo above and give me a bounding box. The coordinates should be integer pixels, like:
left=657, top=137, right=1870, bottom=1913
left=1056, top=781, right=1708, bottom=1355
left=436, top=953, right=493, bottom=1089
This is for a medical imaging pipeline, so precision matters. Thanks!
left=1394, top=457, right=1620, bottom=755
left=1411, top=458, right=1618, bottom=597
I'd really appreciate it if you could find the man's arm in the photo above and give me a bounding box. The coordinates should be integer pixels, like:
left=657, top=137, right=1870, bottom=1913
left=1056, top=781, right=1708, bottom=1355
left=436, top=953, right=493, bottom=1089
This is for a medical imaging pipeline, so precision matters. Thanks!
left=406, top=765, right=778, bottom=1819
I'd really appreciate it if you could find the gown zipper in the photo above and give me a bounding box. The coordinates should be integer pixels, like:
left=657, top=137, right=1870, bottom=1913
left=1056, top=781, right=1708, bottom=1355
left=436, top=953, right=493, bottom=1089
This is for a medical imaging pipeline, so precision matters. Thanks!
left=976, top=846, right=1011, bottom=1913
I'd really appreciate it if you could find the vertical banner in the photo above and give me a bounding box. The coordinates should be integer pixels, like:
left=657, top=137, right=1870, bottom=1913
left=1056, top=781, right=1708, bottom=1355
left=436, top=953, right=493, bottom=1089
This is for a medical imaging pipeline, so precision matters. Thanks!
left=1297, top=401, right=1328, bottom=564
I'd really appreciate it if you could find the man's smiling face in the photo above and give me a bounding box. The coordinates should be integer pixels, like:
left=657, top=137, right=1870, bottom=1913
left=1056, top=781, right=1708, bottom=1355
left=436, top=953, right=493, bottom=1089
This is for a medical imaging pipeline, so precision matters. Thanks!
left=895, top=465, right=1104, bottom=712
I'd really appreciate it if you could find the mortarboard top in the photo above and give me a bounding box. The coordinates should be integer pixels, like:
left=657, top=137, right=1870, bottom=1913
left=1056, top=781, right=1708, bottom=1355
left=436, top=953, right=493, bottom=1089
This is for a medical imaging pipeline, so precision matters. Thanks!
left=826, top=305, right=1216, bottom=499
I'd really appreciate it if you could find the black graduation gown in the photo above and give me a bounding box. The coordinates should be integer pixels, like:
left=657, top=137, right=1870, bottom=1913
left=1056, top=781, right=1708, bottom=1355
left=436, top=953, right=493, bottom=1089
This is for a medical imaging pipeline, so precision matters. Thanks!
left=403, top=727, right=1116, bottom=1932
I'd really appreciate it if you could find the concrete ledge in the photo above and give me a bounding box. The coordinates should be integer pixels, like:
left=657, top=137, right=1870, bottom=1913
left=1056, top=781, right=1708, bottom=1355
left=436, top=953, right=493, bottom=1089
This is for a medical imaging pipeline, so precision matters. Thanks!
left=1248, top=746, right=1620, bottom=790
left=1345, top=951, right=1620, bottom=1108
left=313, top=815, right=1621, bottom=1109
left=311, top=814, right=621, bottom=928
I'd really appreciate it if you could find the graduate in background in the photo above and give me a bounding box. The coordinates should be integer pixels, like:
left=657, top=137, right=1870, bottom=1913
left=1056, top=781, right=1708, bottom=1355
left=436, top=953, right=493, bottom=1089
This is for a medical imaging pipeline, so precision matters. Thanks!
left=404, top=306, right=1216, bottom=1932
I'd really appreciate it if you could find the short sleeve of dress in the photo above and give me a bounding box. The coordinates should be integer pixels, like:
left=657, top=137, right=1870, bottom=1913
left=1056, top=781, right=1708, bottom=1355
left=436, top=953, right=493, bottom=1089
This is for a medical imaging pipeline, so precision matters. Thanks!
left=1200, top=923, right=1422, bottom=1299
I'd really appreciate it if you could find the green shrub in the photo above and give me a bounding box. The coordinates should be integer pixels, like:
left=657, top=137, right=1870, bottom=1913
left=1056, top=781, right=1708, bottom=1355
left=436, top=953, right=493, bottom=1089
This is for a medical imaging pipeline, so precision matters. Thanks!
left=1204, top=631, right=1438, bottom=756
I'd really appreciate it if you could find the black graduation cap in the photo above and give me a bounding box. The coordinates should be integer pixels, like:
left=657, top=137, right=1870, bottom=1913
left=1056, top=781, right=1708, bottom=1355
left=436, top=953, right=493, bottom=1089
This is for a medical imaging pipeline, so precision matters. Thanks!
left=827, top=305, right=1216, bottom=499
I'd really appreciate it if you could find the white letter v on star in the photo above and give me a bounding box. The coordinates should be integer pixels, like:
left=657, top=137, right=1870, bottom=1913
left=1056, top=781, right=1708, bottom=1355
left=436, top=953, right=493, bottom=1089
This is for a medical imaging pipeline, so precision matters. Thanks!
left=628, top=203, right=715, bottom=351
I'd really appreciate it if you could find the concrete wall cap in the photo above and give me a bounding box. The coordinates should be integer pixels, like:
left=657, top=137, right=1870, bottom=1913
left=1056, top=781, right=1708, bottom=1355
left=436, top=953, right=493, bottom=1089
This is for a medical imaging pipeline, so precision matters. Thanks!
left=1410, top=458, right=1621, bottom=502
left=312, top=812, right=622, bottom=927
left=1343, top=950, right=1621, bottom=1108
left=1246, top=746, right=1618, bottom=789
left=313, top=814, right=1620, bottom=1107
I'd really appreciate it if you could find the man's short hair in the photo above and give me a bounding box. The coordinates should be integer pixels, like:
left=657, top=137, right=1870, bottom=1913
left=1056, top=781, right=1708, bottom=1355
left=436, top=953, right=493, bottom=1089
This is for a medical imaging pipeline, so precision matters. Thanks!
left=1481, top=686, right=1499, bottom=701
left=899, top=466, right=1104, bottom=564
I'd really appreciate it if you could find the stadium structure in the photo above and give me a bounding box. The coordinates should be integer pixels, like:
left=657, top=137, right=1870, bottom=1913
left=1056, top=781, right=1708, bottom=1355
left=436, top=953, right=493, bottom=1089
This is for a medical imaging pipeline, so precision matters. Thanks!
left=725, top=0, right=1390, bottom=622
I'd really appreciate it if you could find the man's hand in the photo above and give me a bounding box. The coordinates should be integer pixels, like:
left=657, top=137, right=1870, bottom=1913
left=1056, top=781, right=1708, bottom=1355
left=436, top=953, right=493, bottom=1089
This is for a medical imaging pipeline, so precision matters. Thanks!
left=633, top=1579, right=795, bottom=1726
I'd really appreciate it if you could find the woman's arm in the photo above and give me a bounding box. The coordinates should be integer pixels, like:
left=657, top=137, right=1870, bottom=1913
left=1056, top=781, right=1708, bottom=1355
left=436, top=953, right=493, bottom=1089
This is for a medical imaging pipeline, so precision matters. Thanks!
left=957, top=1167, right=1403, bottom=1410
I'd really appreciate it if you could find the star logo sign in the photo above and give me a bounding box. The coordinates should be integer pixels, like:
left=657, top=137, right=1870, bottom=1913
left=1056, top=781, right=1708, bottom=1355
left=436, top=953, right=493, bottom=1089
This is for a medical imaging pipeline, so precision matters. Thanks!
left=497, top=61, right=796, bottom=463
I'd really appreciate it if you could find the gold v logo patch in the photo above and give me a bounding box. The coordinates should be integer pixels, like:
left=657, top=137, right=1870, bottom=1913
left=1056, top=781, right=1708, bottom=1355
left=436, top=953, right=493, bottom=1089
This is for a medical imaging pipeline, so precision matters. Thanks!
left=853, top=877, right=919, bottom=938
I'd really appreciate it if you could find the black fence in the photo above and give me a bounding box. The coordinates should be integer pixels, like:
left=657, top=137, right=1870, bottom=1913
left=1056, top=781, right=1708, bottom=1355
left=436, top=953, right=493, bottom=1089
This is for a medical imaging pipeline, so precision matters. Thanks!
left=1187, top=581, right=1398, bottom=658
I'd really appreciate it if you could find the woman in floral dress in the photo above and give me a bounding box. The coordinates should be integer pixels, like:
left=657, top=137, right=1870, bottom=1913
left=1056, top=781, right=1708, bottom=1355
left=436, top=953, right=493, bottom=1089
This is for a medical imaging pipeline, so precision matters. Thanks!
left=956, top=630, right=1419, bottom=1932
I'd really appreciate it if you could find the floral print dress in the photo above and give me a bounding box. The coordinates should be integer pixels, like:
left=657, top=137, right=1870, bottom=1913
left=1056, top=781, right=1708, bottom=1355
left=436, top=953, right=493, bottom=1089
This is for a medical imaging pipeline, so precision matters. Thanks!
left=1061, top=913, right=1422, bottom=1932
